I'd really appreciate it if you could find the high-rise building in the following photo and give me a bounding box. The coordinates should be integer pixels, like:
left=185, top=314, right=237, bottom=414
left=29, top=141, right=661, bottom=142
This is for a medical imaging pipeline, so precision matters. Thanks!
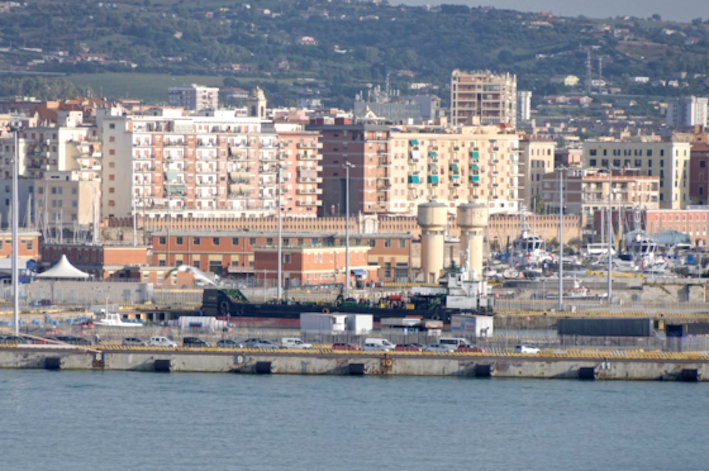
left=168, top=84, right=219, bottom=111
left=666, top=96, right=708, bottom=128
left=450, top=70, right=517, bottom=128
left=582, top=139, right=692, bottom=209
left=517, top=91, right=532, bottom=123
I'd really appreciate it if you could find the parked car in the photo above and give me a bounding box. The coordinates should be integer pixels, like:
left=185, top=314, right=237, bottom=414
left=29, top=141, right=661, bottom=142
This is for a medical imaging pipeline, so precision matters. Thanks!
left=47, top=336, right=92, bottom=346
left=362, top=338, right=397, bottom=351
left=1, top=335, right=31, bottom=344
left=332, top=342, right=360, bottom=351
left=183, top=337, right=212, bottom=348
left=439, top=338, right=473, bottom=349
left=514, top=345, right=541, bottom=354
left=395, top=343, right=424, bottom=352
left=243, top=339, right=279, bottom=349
left=424, top=344, right=457, bottom=352
left=216, top=339, right=245, bottom=348
left=122, top=338, right=147, bottom=347
left=148, top=336, right=178, bottom=348
left=458, top=345, right=487, bottom=353
left=281, top=337, right=313, bottom=349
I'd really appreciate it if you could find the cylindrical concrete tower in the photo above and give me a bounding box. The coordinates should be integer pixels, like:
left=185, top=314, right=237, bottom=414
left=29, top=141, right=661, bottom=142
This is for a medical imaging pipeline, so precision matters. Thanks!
left=418, top=200, right=448, bottom=284
left=457, top=200, right=488, bottom=279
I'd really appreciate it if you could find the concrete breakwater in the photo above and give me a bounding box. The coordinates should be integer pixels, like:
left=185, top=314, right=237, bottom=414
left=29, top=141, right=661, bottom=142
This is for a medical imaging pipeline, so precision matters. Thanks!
left=0, top=346, right=707, bottom=382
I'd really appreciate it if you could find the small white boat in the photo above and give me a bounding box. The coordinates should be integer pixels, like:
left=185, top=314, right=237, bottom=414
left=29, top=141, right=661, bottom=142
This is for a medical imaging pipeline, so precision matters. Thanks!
left=94, top=312, right=143, bottom=328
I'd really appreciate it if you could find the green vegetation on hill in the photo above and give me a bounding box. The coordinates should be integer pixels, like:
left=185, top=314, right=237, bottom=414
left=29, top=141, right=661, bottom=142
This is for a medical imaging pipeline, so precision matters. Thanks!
left=0, top=0, right=708, bottom=106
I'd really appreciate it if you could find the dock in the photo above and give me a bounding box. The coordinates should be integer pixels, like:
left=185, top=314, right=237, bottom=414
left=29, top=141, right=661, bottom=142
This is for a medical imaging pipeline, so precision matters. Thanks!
left=0, top=345, right=706, bottom=382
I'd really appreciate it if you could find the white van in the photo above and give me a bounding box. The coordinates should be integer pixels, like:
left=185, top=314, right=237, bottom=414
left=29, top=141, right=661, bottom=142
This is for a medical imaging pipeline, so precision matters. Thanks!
left=281, top=337, right=313, bottom=349
left=362, top=338, right=396, bottom=351
left=439, top=338, right=471, bottom=349
left=149, top=336, right=177, bottom=348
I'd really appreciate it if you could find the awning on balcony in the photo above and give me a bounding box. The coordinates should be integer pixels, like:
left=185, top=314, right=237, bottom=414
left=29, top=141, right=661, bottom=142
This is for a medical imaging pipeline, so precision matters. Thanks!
left=409, top=140, right=419, bottom=146
left=408, top=175, right=420, bottom=184
left=471, top=151, right=480, bottom=159
left=351, top=269, right=367, bottom=277
left=427, top=175, right=439, bottom=183
left=410, top=151, right=420, bottom=160
left=428, top=152, right=438, bottom=158
left=470, top=165, right=479, bottom=171
left=449, top=164, right=459, bottom=171
left=164, top=185, right=186, bottom=194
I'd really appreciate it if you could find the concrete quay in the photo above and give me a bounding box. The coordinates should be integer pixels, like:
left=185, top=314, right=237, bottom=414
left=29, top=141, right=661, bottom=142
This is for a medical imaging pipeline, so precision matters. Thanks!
left=0, top=346, right=707, bottom=382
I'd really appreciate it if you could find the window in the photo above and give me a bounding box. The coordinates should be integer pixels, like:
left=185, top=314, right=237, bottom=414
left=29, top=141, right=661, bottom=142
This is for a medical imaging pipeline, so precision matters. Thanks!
left=647, top=150, right=652, bottom=157
left=26, top=241, right=33, bottom=250
left=648, top=160, right=652, bottom=167
left=368, top=239, right=376, bottom=248
left=398, top=239, right=406, bottom=249
left=660, top=150, right=665, bottom=156
left=603, top=149, right=607, bottom=156
left=384, top=239, right=391, bottom=248
left=109, top=175, right=115, bottom=181
left=212, top=237, right=220, bottom=245
left=158, top=260, right=166, bottom=267
left=601, top=159, right=608, bottom=167
left=193, top=260, right=200, bottom=269
left=72, top=187, right=78, bottom=195
left=38, top=187, right=43, bottom=194
left=702, top=161, right=706, bottom=168
left=660, top=160, right=664, bottom=168
left=176, top=237, right=183, bottom=245
left=232, top=237, right=239, bottom=245
left=284, top=254, right=291, bottom=264
left=249, top=237, right=256, bottom=246
left=590, top=149, right=597, bottom=156
left=590, top=159, right=597, bottom=167
left=193, top=237, right=200, bottom=245
left=159, top=237, right=166, bottom=245
left=266, top=238, right=274, bottom=245
left=311, top=238, right=318, bottom=244
left=109, top=188, right=115, bottom=193
left=701, top=187, right=704, bottom=195
left=109, top=123, right=115, bottom=129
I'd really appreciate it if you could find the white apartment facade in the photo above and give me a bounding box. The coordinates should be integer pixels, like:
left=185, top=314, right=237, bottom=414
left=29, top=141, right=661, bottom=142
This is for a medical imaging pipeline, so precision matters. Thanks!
left=666, top=96, right=708, bottom=128
left=583, top=140, right=692, bottom=209
left=517, top=91, right=532, bottom=123
left=168, top=84, right=219, bottom=111
left=450, top=70, right=517, bottom=128
left=96, top=107, right=288, bottom=219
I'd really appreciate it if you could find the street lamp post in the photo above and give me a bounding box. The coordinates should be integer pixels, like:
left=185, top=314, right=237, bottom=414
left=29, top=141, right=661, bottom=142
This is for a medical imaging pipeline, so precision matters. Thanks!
left=608, top=167, right=613, bottom=303
left=343, top=161, right=354, bottom=299
left=7, top=123, right=20, bottom=334
left=276, top=164, right=285, bottom=304
left=557, top=167, right=564, bottom=311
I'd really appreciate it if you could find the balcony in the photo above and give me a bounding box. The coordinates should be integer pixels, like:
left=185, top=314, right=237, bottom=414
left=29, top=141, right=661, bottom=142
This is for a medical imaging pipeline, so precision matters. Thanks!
left=298, top=153, right=322, bottom=160
left=297, top=177, right=322, bottom=183
left=164, top=154, right=184, bottom=161
left=164, top=141, right=185, bottom=147
left=196, top=167, right=217, bottom=174
left=228, top=192, right=250, bottom=200
left=196, top=179, right=216, bottom=186
left=298, top=165, right=323, bottom=172
left=296, top=200, right=323, bottom=206
left=297, top=188, right=323, bottom=195
left=197, top=141, right=217, bottom=147
left=260, top=166, right=277, bottom=174
left=297, top=142, right=320, bottom=149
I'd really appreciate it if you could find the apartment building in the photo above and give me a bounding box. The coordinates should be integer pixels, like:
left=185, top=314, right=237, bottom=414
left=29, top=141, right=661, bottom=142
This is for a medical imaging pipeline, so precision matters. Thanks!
left=517, top=91, right=532, bottom=123
left=34, top=172, right=101, bottom=226
left=96, top=106, right=319, bottom=220
left=0, top=230, right=40, bottom=259
left=276, top=130, right=322, bottom=217
left=168, top=84, right=219, bottom=111
left=306, top=121, right=390, bottom=216
left=391, top=126, right=521, bottom=214
left=150, top=231, right=412, bottom=283
left=309, top=120, right=521, bottom=216
left=541, top=168, right=660, bottom=221
left=450, top=70, right=517, bottom=128
left=689, top=142, right=709, bottom=205
left=518, top=136, right=555, bottom=210
left=582, top=140, right=692, bottom=209
left=666, top=96, right=708, bottom=128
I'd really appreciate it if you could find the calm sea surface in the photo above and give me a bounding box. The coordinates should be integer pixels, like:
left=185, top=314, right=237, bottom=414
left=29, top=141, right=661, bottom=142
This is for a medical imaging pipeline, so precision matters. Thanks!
left=0, top=370, right=706, bottom=471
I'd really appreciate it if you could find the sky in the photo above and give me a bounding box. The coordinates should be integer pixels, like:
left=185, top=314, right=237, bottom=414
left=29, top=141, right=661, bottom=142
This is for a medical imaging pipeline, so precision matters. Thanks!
left=395, top=0, right=709, bottom=23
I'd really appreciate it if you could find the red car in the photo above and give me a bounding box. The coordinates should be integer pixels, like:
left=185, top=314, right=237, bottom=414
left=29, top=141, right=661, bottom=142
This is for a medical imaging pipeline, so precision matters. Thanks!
left=395, top=343, right=423, bottom=352
left=458, top=345, right=487, bottom=353
left=332, top=342, right=360, bottom=351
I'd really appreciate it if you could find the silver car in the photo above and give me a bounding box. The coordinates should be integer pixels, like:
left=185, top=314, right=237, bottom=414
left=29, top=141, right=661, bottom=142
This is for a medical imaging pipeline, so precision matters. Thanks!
left=243, top=339, right=280, bottom=349
left=122, top=337, right=147, bottom=347
left=424, top=344, right=457, bottom=353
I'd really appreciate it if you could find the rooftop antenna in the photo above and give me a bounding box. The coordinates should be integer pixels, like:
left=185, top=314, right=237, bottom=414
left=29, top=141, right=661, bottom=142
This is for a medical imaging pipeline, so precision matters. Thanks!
left=598, top=57, right=603, bottom=95
left=585, top=49, right=592, bottom=95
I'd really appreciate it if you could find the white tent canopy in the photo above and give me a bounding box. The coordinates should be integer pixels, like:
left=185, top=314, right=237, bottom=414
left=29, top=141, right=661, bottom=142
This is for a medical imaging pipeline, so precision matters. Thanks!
left=36, top=255, right=90, bottom=279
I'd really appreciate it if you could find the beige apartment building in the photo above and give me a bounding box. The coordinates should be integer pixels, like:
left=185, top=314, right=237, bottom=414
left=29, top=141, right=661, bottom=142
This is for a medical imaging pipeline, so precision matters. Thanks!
left=582, top=139, right=692, bottom=209
left=541, top=168, right=660, bottom=221
left=34, top=171, right=101, bottom=226
left=518, top=136, right=555, bottom=210
left=450, top=70, right=517, bottom=128
left=391, top=125, right=521, bottom=215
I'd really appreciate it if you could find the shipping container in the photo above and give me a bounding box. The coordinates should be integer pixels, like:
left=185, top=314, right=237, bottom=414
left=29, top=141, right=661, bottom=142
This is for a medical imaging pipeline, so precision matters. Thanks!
left=300, top=313, right=348, bottom=333
left=557, top=318, right=653, bottom=337
left=346, top=314, right=373, bottom=334
left=451, top=315, right=494, bottom=337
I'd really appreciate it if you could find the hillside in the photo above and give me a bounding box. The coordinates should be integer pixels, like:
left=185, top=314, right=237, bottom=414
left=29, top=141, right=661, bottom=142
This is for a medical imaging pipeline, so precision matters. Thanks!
left=1, top=0, right=709, bottom=107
